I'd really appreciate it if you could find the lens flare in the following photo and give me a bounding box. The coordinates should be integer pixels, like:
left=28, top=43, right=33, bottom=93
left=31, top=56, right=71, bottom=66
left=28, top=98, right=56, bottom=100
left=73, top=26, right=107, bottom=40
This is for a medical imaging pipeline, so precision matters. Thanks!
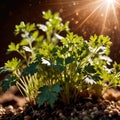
left=45, top=0, right=120, bottom=39
left=106, top=0, right=115, bottom=5
left=69, top=0, right=120, bottom=34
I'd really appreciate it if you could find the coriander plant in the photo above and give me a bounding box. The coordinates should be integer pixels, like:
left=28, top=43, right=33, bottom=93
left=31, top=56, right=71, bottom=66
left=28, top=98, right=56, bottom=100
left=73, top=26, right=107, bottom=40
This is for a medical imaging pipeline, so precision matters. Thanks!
left=0, top=10, right=120, bottom=107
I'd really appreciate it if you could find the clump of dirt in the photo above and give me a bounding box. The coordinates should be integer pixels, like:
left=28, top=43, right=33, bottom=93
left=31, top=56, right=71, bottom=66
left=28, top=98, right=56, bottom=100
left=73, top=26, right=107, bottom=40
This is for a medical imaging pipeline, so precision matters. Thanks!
left=103, top=88, right=120, bottom=101
left=0, top=86, right=27, bottom=107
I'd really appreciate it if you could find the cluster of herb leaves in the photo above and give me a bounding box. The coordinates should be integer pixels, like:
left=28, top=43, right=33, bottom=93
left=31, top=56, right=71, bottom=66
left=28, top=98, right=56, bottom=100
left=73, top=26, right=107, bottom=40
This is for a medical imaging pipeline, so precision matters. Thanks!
left=0, top=10, right=120, bottom=107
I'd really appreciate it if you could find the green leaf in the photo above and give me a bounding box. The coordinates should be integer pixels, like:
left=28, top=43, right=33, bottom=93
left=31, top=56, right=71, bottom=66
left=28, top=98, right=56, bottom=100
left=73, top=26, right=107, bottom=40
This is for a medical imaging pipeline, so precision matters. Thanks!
left=65, top=57, right=75, bottom=64
left=1, top=75, right=16, bottom=92
left=5, top=58, right=21, bottom=71
left=48, top=92, right=57, bottom=107
left=36, top=35, right=44, bottom=43
left=38, top=84, right=62, bottom=107
left=84, top=64, right=96, bottom=73
left=8, top=42, right=19, bottom=52
left=38, top=86, right=49, bottom=106
left=51, top=84, right=62, bottom=93
left=35, top=54, right=43, bottom=63
left=60, top=47, right=69, bottom=54
left=15, top=21, right=25, bottom=35
left=43, top=10, right=52, bottom=20
left=61, top=38, right=68, bottom=45
left=1, top=80, right=10, bottom=92
left=113, top=62, right=120, bottom=72
left=92, top=74, right=101, bottom=81
left=26, top=23, right=36, bottom=32
left=64, top=21, right=70, bottom=31
left=53, top=64, right=65, bottom=72
left=76, top=68, right=82, bottom=74
left=56, top=57, right=64, bottom=65
left=20, top=39, right=29, bottom=46
left=90, top=34, right=97, bottom=42
left=32, top=30, right=39, bottom=39
left=22, top=62, right=38, bottom=76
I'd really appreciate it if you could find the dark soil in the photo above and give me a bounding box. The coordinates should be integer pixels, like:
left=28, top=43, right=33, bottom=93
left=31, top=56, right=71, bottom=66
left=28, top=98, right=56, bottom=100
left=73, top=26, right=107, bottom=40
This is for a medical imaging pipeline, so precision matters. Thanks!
left=0, top=87, right=120, bottom=120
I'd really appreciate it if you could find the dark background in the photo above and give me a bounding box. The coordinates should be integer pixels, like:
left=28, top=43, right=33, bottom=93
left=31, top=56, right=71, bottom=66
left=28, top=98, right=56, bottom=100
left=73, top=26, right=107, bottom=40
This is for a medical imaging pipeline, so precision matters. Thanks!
left=0, top=0, right=120, bottom=68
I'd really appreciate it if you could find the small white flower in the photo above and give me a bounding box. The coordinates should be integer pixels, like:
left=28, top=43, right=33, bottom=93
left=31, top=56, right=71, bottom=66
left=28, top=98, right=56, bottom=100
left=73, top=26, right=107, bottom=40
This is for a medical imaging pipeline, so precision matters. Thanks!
left=103, top=66, right=113, bottom=73
left=46, top=21, right=52, bottom=27
left=37, top=24, right=47, bottom=32
left=98, top=46, right=106, bottom=55
left=21, top=31, right=29, bottom=38
left=88, top=58, right=93, bottom=65
left=99, top=55, right=112, bottom=65
left=23, top=46, right=32, bottom=52
left=55, top=33, right=64, bottom=40
left=41, top=58, right=51, bottom=66
left=84, top=76, right=96, bottom=85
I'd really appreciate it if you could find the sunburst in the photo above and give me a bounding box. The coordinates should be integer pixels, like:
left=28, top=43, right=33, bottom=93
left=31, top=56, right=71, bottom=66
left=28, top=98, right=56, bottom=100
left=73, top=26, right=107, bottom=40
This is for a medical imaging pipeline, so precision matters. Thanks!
left=106, top=0, right=115, bottom=5
left=44, top=0, right=120, bottom=36
left=65, top=0, right=119, bottom=34
left=74, top=0, right=120, bottom=34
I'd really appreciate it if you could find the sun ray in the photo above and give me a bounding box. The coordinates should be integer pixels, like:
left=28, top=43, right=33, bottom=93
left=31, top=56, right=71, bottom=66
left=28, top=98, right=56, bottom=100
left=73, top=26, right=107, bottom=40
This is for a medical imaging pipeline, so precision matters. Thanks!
left=106, top=0, right=115, bottom=5
left=80, top=2, right=104, bottom=27
left=71, top=0, right=120, bottom=34
left=42, top=0, right=120, bottom=37
left=111, top=2, right=119, bottom=25
left=101, top=0, right=120, bottom=33
left=101, top=2, right=109, bottom=34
